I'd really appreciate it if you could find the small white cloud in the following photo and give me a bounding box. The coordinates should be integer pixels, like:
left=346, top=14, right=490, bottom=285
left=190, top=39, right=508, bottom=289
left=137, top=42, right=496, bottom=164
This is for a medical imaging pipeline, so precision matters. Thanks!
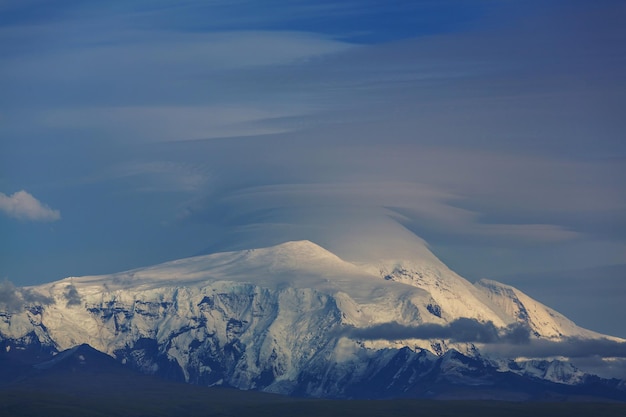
left=0, top=190, right=61, bottom=222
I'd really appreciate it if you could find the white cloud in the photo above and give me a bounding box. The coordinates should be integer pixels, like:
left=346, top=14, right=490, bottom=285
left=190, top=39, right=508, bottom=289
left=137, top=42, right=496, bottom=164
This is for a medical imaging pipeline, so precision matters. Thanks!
left=0, top=190, right=61, bottom=222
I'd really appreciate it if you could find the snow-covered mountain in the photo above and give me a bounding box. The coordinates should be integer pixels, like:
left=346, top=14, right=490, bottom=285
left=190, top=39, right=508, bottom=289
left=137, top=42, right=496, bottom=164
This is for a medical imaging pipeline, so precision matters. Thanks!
left=1, top=240, right=624, bottom=399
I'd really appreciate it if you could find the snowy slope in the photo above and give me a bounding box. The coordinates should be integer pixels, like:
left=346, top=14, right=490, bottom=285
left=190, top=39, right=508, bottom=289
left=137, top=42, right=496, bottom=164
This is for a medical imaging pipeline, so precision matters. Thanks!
left=1, top=240, right=623, bottom=396
left=473, top=279, right=608, bottom=340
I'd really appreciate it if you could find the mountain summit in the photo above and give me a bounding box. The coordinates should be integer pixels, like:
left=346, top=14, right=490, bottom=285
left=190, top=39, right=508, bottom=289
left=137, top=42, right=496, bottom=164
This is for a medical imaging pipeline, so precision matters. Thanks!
left=1, top=240, right=624, bottom=399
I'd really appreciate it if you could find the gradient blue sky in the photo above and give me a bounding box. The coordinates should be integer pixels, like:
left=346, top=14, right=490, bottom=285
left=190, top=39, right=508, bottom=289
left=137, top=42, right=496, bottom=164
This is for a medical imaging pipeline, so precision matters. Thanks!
left=1, top=1, right=625, bottom=336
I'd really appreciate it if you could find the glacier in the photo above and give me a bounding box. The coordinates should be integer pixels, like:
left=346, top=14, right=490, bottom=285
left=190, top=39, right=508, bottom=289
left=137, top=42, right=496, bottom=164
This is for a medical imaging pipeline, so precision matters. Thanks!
left=1, top=240, right=624, bottom=398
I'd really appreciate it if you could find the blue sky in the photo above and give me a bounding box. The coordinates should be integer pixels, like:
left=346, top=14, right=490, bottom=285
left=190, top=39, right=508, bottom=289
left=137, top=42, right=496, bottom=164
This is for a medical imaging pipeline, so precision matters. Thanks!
left=1, top=1, right=625, bottom=336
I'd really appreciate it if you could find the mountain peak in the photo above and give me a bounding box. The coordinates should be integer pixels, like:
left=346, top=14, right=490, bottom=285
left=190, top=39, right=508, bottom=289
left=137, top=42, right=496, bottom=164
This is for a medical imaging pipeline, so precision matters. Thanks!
left=3, top=240, right=624, bottom=398
left=263, top=239, right=326, bottom=251
left=246, top=239, right=342, bottom=262
left=33, top=343, right=121, bottom=372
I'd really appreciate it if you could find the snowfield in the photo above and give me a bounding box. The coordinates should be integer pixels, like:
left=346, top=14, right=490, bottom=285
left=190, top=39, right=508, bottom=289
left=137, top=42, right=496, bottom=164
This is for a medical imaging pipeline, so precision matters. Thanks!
left=1, top=240, right=623, bottom=396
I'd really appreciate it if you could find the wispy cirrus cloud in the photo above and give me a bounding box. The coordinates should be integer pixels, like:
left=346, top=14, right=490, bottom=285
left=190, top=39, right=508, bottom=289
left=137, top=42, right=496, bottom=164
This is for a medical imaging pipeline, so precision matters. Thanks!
left=0, top=190, right=60, bottom=222
left=39, top=105, right=309, bottom=143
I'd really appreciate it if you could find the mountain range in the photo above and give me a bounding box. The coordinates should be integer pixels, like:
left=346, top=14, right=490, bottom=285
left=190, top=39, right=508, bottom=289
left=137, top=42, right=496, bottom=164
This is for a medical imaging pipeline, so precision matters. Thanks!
left=1, top=240, right=625, bottom=400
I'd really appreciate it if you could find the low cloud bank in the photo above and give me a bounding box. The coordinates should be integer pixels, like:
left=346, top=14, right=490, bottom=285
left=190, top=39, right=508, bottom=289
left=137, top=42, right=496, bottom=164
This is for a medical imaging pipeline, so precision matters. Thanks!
left=484, top=337, right=626, bottom=359
left=0, top=279, right=53, bottom=312
left=342, top=318, right=626, bottom=359
left=342, top=318, right=530, bottom=344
